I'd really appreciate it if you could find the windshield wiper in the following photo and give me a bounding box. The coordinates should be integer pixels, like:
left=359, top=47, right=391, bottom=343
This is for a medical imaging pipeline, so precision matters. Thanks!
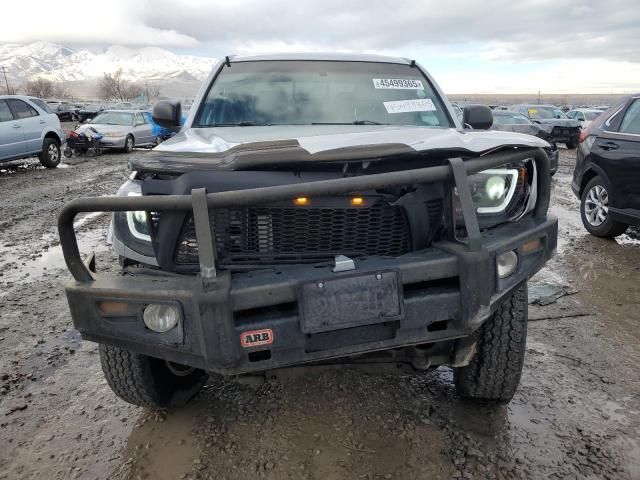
left=311, top=120, right=390, bottom=125
left=210, top=121, right=271, bottom=127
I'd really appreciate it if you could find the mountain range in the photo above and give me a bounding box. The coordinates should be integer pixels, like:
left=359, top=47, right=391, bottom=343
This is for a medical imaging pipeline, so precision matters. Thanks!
left=0, top=42, right=217, bottom=97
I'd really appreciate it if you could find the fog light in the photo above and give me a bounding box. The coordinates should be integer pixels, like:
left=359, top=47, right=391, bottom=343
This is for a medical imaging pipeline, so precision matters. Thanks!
left=143, top=304, right=179, bottom=332
left=497, top=250, right=518, bottom=279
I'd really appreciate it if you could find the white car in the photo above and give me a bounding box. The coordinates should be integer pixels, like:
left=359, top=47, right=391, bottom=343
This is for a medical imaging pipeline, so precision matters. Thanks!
left=566, top=108, right=603, bottom=129
left=0, top=95, right=65, bottom=168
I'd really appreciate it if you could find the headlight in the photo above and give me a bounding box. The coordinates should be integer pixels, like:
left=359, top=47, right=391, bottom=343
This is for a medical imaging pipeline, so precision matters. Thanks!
left=112, top=180, right=156, bottom=258
left=469, top=168, right=519, bottom=214
left=454, top=159, right=535, bottom=231
left=125, top=190, right=151, bottom=242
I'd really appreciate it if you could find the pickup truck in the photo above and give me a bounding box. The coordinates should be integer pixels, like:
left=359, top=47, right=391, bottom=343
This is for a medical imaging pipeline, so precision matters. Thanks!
left=59, top=53, right=557, bottom=409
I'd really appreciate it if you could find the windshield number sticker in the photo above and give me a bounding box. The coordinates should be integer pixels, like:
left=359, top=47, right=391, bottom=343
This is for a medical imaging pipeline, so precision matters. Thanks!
left=383, top=98, right=436, bottom=114
left=373, top=78, right=424, bottom=90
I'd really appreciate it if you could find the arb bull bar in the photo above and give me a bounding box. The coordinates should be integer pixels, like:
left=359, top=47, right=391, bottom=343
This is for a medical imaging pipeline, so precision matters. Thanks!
left=58, top=147, right=556, bottom=374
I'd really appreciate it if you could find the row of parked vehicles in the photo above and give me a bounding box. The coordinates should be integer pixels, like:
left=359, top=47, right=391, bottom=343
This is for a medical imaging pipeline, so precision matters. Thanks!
left=45, top=100, right=151, bottom=123
left=0, top=95, right=177, bottom=167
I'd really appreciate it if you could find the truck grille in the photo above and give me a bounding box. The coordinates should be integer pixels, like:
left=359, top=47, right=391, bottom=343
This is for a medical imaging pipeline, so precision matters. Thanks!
left=174, top=202, right=412, bottom=266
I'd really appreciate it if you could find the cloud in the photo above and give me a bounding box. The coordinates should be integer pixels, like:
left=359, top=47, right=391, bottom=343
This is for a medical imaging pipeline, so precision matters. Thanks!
left=143, top=0, right=640, bottom=62
left=1, top=0, right=638, bottom=93
left=5, top=0, right=638, bottom=63
left=0, top=0, right=198, bottom=47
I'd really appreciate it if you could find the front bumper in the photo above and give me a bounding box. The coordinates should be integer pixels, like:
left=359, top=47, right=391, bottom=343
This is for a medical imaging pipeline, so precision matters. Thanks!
left=99, top=136, right=127, bottom=149
left=59, top=148, right=556, bottom=374
left=66, top=217, right=556, bottom=374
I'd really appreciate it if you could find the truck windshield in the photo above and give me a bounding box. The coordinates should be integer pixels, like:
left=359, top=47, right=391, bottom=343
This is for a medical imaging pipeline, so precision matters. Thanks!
left=195, top=60, right=452, bottom=128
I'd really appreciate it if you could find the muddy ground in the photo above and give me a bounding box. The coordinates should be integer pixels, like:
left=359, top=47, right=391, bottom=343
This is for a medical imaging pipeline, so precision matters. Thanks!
left=0, top=146, right=638, bottom=480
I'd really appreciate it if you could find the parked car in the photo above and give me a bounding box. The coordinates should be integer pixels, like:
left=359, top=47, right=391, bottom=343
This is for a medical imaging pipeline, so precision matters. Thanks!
left=512, top=104, right=581, bottom=149
left=46, top=101, right=74, bottom=122
left=572, top=94, right=640, bottom=237
left=58, top=53, right=557, bottom=410
left=565, top=108, right=603, bottom=129
left=0, top=95, right=64, bottom=168
left=77, top=104, right=105, bottom=123
left=490, top=110, right=559, bottom=175
left=74, top=109, right=157, bottom=152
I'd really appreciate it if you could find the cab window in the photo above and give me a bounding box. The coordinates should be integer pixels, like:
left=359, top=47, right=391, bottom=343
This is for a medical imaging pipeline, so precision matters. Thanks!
left=7, top=99, right=39, bottom=119
left=0, top=100, right=13, bottom=122
left=619, top=99, right=640, bottom=135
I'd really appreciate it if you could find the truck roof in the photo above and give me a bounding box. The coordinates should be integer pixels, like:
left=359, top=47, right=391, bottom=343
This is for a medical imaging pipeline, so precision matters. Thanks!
left=229, top=52, right=411, bottom=65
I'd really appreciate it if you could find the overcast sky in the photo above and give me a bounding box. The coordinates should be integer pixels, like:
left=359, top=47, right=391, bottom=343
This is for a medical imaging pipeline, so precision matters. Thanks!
left=2, top=0, right=639, bottom=93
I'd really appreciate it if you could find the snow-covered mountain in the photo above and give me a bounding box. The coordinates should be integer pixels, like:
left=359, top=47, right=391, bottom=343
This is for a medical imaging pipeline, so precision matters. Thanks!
left=0, top=42, right=216, bottom=83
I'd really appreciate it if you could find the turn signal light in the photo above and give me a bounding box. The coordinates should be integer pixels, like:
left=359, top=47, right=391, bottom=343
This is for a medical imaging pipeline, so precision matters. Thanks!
left=293, top=197, right=309, bottom=206
left=350, top=196, right=365, bottom=206
left=521, top=238, right=543, bottom=254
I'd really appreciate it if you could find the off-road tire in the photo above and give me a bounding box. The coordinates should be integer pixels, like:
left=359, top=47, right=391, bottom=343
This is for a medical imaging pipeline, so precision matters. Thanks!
left=99, top=344, right=208, bottom=409
left=39, top=138, right=61, bottom=168
left=454, top=283, right=527, bottom=403
left=580, top=175, right=628, bottom=238
left=124, top=135, right=134, bottom=153
left=566, top=138, right=578, bottom=149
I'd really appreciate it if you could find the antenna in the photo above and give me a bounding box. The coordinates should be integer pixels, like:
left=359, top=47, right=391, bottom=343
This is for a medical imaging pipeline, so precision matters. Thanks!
left=225, top=56, right=231, bottom=67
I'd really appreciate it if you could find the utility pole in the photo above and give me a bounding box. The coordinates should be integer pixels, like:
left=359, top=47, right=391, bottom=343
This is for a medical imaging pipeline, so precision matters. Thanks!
left=537, top=90, right=541, bottom=105
left=1, top=66, right=11, bottom=95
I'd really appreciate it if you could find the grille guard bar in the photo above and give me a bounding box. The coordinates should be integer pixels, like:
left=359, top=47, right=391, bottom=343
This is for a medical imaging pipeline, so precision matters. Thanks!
left=58, top=147, right=550, bottom=283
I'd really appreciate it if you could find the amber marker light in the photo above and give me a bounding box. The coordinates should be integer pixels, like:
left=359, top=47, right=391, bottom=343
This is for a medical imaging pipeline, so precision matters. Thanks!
left=293, top=197, right=309, bottom=206
left=350, top=196, right=365, bottom=206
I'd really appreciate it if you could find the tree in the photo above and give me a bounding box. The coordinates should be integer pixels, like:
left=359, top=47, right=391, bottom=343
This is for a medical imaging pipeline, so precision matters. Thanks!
left=51, top=77, right=71, bottom=98
left=144, top=81, right=161, bottom=103
left=98, top=69, right=138, bottom=101
left=25, top=78, right=54, bottom=98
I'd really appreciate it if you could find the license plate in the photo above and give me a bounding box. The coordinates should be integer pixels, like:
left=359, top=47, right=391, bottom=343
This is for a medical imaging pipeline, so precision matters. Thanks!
left=299, top=271, right=403, bottom=334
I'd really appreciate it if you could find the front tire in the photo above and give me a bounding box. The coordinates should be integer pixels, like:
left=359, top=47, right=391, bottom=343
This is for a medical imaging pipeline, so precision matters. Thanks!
left=99, top=344, right=208, bottom=409
left=580, top=176, right=628, bottom=238
left=454, top=283, right=527, bottom=403
left=124, top=135, right=134, bottom=153
left=566, top=138, right=578, bottom=149
left=39, top=138, right=61, bottom=168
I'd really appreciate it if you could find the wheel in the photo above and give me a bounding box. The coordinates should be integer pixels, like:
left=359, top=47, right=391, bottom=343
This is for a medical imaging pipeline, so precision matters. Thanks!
left=566, top=138, right=578, bottom=149
left=39, top=138, right=61, bottom=168
left=99, top=344, right=208, bottom=409
left=63, top=147, right=73, bottom=158
left=454, top=283, right=527, bottom=403
left=124, top=135, right=134, bottom=153
left=580, top=176, right=628, bottom=238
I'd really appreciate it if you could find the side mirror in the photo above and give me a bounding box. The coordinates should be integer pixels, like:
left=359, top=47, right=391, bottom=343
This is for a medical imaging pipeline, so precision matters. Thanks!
left=152, top=100, right=182, bottom=129
left=462, top=105, right=493, bottom=129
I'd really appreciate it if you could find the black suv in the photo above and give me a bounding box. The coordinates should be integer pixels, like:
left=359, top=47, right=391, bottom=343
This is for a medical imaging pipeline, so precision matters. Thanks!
left=572, top=95, right=640, bottom=237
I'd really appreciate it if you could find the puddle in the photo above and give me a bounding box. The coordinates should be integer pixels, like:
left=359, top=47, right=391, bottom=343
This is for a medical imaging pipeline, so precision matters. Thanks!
left=0, top=226, right=109, bottom=286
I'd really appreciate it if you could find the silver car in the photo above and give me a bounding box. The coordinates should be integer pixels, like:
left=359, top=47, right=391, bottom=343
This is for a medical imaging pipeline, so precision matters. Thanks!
left=76, top=110, right=157, bottom=152
left=0, top=95, right=65, bottom=168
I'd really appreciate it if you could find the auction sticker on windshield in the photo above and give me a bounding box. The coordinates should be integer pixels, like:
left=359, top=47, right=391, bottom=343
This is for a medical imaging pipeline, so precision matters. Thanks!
left=383, top=99, right=436, bottom=114
left=373, top=78, right=424, bottom=90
